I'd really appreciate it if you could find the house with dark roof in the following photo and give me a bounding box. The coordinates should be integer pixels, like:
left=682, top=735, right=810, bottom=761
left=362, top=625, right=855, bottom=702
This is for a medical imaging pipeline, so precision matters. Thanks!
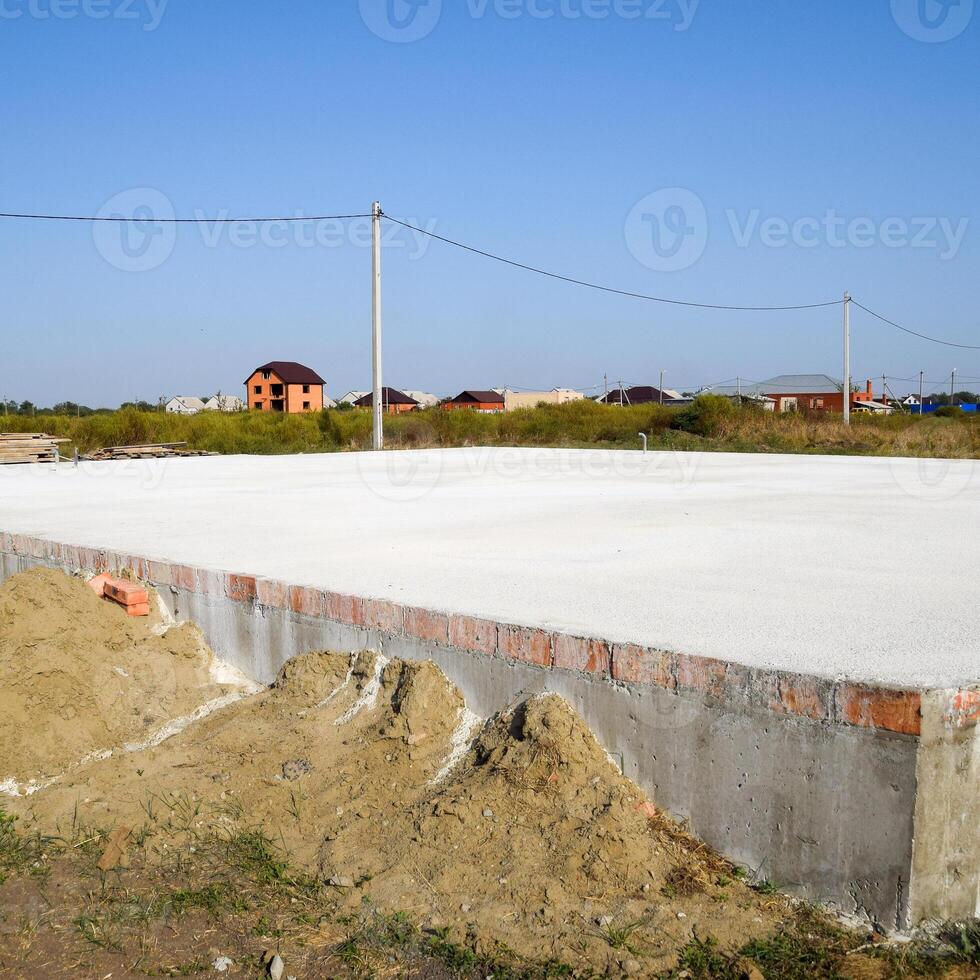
left=596, top=386, right=680, bottom=406
left=707, top=375, right=886, bottom=414
left=353, top=387, right=420, bottom=414
left=443, top=390, right=506, bottom=413
left=244, top=361, right=326, bottom=413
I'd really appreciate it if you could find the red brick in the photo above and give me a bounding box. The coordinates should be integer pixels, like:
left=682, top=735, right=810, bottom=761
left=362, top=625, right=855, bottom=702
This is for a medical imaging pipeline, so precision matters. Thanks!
left=227, top=574, right=258, bottom=603
left=87, top=573, right=112, bottom=598
left=836, top=684, right=922, bottom=736
left=772, top=674, right=830, bottom=721
left=553, top=634, right=611, bottom=675
left=289, top=585, right=323, bottom=618
left=125, top=602, right=150, bottom=618
left=611, top=644, right=675, bottom=689
left=448, top=615, right=497, bottom=655
left=171, top=564, right=197, bottom=593
left=145, top=561, right=172, bottom=588
left=945, top=690, right=980, bottom=730
left=104, top=579, right=149, bottom=607
left=323, top=591, right=365, bottom=626
left=256, top=578, right=289, bottom=609
left=363, top=598, right=404, bottom=633
left=403, top=607, right=449, bottom=645
left=675, top=654, right=729, bottom=698
left=498, top=624, right=553, bottom=668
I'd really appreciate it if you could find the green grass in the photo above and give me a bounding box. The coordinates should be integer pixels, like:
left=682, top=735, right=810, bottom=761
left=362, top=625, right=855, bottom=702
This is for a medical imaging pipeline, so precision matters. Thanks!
left=2, top=398, right=978, bottom=459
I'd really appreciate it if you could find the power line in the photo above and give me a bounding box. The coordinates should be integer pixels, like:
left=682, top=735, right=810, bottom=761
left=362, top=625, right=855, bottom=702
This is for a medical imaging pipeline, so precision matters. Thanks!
left=382, top=214, right=843, bottom=313
left=0, top=211, right=372, bottom=223
left=852, top=300, right=980, bottom=351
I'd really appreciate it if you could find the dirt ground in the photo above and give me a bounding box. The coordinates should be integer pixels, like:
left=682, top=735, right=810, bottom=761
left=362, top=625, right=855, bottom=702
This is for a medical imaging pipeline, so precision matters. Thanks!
left=1, top=570, right=976, bottom=978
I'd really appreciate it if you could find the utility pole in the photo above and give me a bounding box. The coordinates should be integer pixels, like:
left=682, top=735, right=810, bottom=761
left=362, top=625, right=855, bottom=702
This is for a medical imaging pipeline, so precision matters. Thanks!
left=737, top=376, right=742, bottom=404
left=950, top=369, right=956, bottom=406
left=881, top=374, right=886, bottom=406
left=842, top=291, right=851, bottom=425
left=918, top=371, right=924, bottom=415
left=659, top=370, right=665, bottom=405
left=371, top=201, right=383, bottom=450
left=603, top=374, right=608, bottom=402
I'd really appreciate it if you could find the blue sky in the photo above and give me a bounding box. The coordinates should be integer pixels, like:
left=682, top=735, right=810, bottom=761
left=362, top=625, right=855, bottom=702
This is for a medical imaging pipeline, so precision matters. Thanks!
left=1, top=0, right=977, bottom=406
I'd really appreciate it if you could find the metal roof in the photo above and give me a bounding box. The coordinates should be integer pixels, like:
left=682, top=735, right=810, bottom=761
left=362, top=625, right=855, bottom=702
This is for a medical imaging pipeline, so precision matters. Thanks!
left=449, top=390, right=506, bottom=404
left=353, top=387, right=419, bottom=407
left=245, top=362, right=326, bottom=386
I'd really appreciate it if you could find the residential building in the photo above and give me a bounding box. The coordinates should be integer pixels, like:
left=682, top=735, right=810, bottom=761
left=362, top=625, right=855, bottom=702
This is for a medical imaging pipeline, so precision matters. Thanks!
left=597, top=386, right=679, bottom=406
left=501, top=388, right=585, bottom=411
left=403, top=390, right=440, bottom=409
left=203, top=394, right=245, bottom=413
left=166, top=396, right=206, bottom=415
left=709, top=375, right=883, bottom=414
left=353, top=388, right=420, bottom=414
left=443, top=390, right=506, bottom=413
left=337, top=390, right=369, bottom=406
left=244, top=362, right=326, bottom=413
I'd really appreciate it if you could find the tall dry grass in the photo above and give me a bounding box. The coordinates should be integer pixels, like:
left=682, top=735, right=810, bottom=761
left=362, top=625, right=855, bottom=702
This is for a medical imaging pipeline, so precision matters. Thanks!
left=1, top=399, right=976, bottom=459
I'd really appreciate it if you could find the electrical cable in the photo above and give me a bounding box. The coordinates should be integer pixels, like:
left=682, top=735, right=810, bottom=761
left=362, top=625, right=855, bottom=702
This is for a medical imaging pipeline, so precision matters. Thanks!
left=381, top=214, right=844, bottom=313
left=852, top=301, right=980, bottom=351
left=0, top=211, right=372, bottom=223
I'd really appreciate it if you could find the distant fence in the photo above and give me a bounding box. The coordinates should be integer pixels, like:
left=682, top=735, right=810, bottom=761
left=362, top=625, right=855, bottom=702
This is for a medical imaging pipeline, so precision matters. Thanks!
left=910, top=404, right=978, bottom=414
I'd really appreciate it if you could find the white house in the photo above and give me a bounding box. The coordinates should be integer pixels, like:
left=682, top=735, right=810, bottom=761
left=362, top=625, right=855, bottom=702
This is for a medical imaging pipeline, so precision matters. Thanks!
left=403, top=390, right=440, bottom=408
left=166, top=396, right=206, bottom=415
left=203, top=395, right=246, bottom=413
left=337, top=390, right=369, bottom=406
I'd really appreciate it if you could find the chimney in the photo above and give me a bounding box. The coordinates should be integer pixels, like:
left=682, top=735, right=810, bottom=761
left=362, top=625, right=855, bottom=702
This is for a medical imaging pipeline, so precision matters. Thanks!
left=866, top=379, right=873, bottom=397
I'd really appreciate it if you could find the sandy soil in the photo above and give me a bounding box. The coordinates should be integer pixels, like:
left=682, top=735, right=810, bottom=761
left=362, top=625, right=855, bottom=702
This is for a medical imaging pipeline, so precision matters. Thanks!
left=0, top=564, right=796, bottom=977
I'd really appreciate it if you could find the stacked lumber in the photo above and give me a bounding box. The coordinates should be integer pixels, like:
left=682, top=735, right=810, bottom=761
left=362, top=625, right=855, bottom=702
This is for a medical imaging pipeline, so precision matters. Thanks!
left=0, top=432, right=69, bottom=464
left=84, top=442, right=218, bottom=461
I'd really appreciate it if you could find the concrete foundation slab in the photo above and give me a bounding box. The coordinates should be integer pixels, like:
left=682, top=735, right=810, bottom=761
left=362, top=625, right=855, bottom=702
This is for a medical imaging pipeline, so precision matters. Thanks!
left=0, top=449, right=976, bottom=929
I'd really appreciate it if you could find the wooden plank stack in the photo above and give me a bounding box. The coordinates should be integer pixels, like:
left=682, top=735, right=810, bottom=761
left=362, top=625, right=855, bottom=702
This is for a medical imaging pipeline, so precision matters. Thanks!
left=0, top=433, right=69, bottom=465
left=84, top=442, right=218, bottom=461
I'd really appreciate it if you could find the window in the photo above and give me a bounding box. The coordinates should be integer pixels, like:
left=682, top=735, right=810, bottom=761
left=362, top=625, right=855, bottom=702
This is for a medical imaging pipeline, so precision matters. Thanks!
left=302, top=384, right=310, bottom=394
left=254, top=385, right=262, bottom=394
left=262, top=371, right=271, bottom=381
left=303, top=401, right=311, bottom=410
left=253, top=402, right=262, bottom=410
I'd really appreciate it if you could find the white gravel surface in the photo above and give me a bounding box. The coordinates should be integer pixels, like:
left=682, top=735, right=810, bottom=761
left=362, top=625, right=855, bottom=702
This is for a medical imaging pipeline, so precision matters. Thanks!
left=1, top=448, right=976, bottom=689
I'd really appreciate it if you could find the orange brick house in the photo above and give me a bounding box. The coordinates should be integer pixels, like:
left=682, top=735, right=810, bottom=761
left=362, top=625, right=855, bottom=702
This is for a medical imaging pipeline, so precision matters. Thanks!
left=245, top=362, right=326, bottom=413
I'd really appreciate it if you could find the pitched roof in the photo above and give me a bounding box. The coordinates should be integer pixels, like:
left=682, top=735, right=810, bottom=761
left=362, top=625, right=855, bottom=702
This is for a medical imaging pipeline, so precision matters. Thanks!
left=353, top=387, right=419, bottom=407
left=758, top=374, right=843, bottom=394
left=598, top=386, right=672, bottom=405
left=169, top=396, right=206, bottom=410
left=449, top=390, right=506, bottom=404
left=245, top=361, right=326, bottom=385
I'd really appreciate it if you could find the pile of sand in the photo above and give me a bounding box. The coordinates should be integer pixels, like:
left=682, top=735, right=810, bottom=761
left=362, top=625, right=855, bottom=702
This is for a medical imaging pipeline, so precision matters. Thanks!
left=0, top=568, right=247, bottom=788
left=5, top=634, right=789, bottom=974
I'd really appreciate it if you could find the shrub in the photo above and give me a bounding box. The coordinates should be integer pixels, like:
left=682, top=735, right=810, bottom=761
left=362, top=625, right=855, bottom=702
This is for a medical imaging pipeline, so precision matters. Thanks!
left=671, top=395, right=738, bottom=437
left=935, top=405, right=967, bottom=419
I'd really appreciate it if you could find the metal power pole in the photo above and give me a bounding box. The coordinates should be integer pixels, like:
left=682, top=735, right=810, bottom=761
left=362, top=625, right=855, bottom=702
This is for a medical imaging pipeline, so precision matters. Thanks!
left=659, top=370, right=665, bottom=404
left=950, top=369, right=956, bottom=406
left=842, top=291, right=851, bottom=425
left=918, top=371, right=924, bottom=415
left=371, top=201, right=384, bottom=450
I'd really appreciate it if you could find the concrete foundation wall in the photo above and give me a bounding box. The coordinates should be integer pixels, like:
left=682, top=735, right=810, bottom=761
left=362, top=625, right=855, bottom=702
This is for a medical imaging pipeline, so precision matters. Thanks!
left=1, top=538, right=976, bottom=932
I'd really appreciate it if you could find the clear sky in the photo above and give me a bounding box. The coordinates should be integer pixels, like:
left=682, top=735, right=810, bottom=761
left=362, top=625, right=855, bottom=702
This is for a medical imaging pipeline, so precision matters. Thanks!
left=1, top=0, right=977, bottom=406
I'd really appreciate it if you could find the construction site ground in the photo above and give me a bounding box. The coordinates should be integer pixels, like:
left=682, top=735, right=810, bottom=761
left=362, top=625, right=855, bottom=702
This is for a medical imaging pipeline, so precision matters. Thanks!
left=0, top=570, right=976, bottom=979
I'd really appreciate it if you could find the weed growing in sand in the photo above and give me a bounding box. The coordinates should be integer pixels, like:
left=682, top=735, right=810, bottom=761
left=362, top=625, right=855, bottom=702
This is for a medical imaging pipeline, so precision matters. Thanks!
left=0, top=808, right=52, bottom=883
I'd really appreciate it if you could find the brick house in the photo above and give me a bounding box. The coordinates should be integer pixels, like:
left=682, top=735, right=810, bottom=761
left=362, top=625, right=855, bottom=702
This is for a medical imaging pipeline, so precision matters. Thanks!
left=353, top=387, right=420, bottom=414
left=443, top=390, right=506, bottom=413
left=244, top=362, right=326, bottom=414
left=710, top=375, right=882, bottom=413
